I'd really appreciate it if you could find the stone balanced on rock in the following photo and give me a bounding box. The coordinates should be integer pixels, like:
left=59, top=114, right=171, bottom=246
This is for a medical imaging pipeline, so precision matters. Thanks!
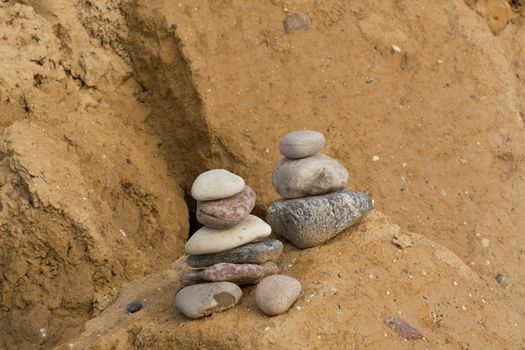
left=267, top=130, right=373, bottom=248
left=175, top=169, right=283, bottom=319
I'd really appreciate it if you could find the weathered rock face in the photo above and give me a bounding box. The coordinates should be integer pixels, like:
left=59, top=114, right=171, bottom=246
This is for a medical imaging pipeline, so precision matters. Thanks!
left=266, top=191, right=373, bottom=248
left=0, top=3, right=189, bottom=349
left=59, top=211, right=525, bottom=349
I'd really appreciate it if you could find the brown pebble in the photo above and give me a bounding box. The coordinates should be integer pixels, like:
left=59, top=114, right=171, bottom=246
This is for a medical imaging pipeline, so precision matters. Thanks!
left=384, top=316, right=422, bottom=340
left=255, top=275, right=301, bottom=316
left=196, top=186, right=256, bottom=229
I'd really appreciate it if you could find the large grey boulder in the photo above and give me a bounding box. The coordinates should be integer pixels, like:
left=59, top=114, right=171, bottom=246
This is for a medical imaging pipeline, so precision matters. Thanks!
left=266, top=191, right=373, bottom=248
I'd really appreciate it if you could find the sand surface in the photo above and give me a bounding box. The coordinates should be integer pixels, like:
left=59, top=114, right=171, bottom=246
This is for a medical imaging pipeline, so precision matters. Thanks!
left=0, top=0, right=524, bottom=349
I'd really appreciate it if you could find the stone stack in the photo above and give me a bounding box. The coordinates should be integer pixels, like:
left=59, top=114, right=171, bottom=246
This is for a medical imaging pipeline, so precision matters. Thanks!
left=267, top=130, right=373, bottom=248
left=174, top=169, right=283, bottom=319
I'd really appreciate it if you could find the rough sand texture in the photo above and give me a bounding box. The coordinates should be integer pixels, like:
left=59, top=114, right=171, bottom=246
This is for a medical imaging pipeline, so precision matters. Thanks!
left=60, top=211, right=525, bottom=349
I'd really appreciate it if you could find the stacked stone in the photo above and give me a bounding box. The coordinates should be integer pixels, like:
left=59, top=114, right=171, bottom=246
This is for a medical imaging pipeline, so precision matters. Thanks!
left=267, top=130, right=373, bottom=248
left=174, top=169, right=283, bottom=319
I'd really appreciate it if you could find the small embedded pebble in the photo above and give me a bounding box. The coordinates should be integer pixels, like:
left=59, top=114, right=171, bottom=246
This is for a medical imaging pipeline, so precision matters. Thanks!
left=283, top=13, right=312, bottom=33
left=191, top=169, right=245, bottom=201
left=126, top=301, right=143, bottom=313
left=391, top=232, right=413, bottom=249
left=391, top=44, right=401, bottom=53
left=495, top=273, right=507, bottom=283
left=255, top=275, right=301, bottom=316
left=384, top=316, right=422, bottom=340
left=279, top=130, right=325, bottom=159
left=175, top=282, right=242, bottom=319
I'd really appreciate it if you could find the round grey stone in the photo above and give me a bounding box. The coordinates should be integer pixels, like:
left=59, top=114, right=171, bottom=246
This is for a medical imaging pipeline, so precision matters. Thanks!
left=255, top=275, right=301, bottom=316
left=174, top=282, right=242, bottom=319
left=191, top=169, right=245, bottom=201
left=266, top=191, right=373, bottom=248
left=272, top=153, right=348, bottom=199
left=279, top=130, right=325, bottom=159
left=187, top=240, right=284, bottom=268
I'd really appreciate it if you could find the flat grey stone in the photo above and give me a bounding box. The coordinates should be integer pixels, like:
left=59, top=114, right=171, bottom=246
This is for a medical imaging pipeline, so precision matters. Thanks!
left=191, top=169, right=245, bottom=201
left=181, top=262, right=279, bottom=286
left=279, top=130, right=325, bottom=159
left=174, top=282, right=242, bottom=319
left=272, top=153, right=349, bottom=199
left=187, top=239, right=284, bottom=268
left=266, top=191, right=373, bottom=248
left=255, top=275, right=301, bottom=316
left=196, top=186, right=256, bottom=229
left=185, top=215, right=271, bottom=255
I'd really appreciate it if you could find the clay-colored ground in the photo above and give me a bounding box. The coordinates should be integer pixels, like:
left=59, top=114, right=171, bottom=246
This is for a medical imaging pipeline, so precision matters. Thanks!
left=61, top=211, right=525, bottom=349
left=1, top=0, right=525, bottom=349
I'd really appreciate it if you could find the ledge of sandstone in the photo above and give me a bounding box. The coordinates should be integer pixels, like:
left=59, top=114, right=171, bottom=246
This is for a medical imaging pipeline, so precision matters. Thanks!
left=60, top=210, right=525, bottom=350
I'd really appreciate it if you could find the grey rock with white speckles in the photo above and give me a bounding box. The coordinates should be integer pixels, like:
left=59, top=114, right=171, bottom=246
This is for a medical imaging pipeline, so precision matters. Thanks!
left=266, top=191, right=373, bottom=248
left=187, top=240, right=283, bottom=268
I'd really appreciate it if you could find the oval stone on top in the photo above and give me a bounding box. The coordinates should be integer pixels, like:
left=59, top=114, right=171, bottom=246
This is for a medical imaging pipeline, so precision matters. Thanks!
left=279, top=130, right=325, bottom=159
left=191, top=169, right=245, bottom=201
